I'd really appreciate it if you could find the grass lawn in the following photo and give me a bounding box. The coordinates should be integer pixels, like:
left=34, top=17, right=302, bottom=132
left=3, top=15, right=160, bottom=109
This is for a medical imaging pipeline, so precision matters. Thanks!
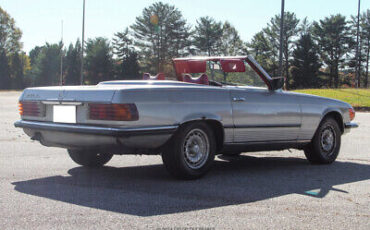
left=293, top=88, right=370, bottom=107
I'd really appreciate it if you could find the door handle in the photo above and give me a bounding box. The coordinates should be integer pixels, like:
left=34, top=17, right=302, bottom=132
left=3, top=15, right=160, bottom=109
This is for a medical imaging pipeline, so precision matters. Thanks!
left=232, top=97, right=246, bottom=102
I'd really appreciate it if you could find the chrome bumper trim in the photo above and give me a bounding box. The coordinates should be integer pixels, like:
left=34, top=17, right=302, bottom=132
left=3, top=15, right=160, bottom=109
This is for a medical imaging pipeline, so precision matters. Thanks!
left=344, top=122, right=359, bottom=129
left=14, top=120, right=178, bottom=136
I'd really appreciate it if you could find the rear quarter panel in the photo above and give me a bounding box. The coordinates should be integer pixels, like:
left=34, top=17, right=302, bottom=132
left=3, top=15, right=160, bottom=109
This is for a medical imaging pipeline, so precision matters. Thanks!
left=113, top=86, right=234, bottom=142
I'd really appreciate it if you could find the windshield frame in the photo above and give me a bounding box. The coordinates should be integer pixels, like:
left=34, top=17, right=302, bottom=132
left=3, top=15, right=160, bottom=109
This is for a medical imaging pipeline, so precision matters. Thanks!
left=172, top=55, right=273, bottom=90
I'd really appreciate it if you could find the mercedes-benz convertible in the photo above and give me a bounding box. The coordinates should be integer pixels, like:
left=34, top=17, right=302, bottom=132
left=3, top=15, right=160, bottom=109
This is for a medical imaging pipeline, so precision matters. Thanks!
left=14, top=55, right=358, bottom=179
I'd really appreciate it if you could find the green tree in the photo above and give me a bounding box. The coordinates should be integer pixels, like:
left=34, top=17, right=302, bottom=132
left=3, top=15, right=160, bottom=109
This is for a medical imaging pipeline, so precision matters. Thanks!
left=0, top=7, right=23, bottom=89
left=313, top=14, right=354, bottom=88
left=113, top=28, right=133, bottom=60
left=299, top=17, right=312, bottom=35
left=290, top=33, right=321, bottom=89
left=131, top=2, right=191, bottom=74
left=29, top=46, right=43, bottom=66
left=0, top=49, right=10, bottom=89
left=360, top=10, right=370, bottom=88
left=85, top=37, right=114, bottom=84
left=0, top=7, right=22, bottom=53
left=193, top=16, right=223, bottom=56
left=247, top=31, right=278, bottom=77
left=7, top=50, right=30, bottom=89
left=9, top=52, right=24, bottom=89
left=19, top=52, right=32, bottom=88
left=32, top=43, right=62, bottom=86
left=349, top=14, right=367, bottom=88
left=118, top=51, right=141, bottom=80
left=64, top=40, right=81, bottom=85
left=113, top=28, right=140, bottom=79
left=220, top=21, right=245, bottom=56
left=263, top=12, right=300, bottom=87
left=27, top=45, right=44, bottom=86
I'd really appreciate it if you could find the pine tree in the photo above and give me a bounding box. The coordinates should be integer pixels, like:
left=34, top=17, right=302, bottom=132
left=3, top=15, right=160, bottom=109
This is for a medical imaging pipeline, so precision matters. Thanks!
left=263, top=12, right=300, bottom=87
left=290, top=34, right=321, bottom=89
left=248, top=31, right=278, bottom=76
left=131, top=2, right=191, bottom=74
left=0, top=48, right=11, bottom=89
left=312, top=14, right=354, bottom=88
left=193, top=16, right=223, bottom=56
left=119, top=51, right=140, bottom=80
left=85, top=37, right=114, bottom=84
left=220, top=21, right=245, bottom=56
left=113, top=28, right=140, bottom=79
left=360, top=10, right=370, bottom=88
left=64, top=40, right=81, bottom=85
left=32, top=43, right=62, bottom=86
left=9, top=52, right=24, bottom=89
left=113, top=28, right=132, bottom=60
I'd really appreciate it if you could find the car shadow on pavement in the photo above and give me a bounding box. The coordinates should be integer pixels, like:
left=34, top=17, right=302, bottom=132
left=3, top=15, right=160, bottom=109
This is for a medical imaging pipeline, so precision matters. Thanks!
left=12, top=155, right=370, bottom=216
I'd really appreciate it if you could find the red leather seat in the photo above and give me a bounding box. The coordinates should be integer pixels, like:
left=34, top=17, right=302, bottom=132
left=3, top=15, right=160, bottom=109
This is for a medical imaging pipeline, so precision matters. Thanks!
left=182, top=74, right=209, bottom=85
left=143, top=73, right=165, bottom=80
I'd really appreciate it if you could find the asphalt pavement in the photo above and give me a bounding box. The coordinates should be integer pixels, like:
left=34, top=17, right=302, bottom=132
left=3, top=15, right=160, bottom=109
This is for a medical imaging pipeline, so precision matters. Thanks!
left=0, top=91, right=369, bottom=229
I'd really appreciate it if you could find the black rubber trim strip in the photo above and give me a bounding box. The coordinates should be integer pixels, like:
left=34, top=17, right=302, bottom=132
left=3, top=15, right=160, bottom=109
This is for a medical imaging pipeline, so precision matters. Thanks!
left=224, top=124, right=301, bottom=129
left=224, top=140, right=311, bottom=145
left=14, top=120, right=177, bottom=137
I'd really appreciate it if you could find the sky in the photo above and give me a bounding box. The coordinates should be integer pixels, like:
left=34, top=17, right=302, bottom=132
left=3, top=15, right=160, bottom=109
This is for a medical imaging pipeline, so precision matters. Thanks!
left=2, top=0, right=370, bottom=53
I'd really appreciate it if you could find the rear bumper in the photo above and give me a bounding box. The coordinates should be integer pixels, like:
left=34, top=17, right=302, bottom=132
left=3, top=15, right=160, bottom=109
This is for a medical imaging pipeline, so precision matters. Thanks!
left=343, top=122, right=358, bottom=134
left=14, top=120, right=177, bottom=136
left=14, top=120, right=177, bottom=151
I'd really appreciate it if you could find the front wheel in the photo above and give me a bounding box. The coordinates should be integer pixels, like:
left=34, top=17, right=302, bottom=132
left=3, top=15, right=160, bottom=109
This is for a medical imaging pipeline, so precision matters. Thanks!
left=161, top=122, right=216, bottom=180
left=68, top=149, right=113, bottom=167
left=304, top=117, right=341, bottom=164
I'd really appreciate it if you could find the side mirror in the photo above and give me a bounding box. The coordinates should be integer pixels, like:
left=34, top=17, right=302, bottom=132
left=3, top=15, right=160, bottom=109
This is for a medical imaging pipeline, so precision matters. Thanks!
left=271, top=77, right=285, bottom=90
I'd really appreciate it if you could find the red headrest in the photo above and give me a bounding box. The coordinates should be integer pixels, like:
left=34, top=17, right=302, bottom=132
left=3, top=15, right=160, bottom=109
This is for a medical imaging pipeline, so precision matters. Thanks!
left=156, top=73, right=165, bottom=80
left=143, top=73, right=165, bottom=80
left=182, top=74, right=209, bottom=85
left=220, top=59, right=245, bottom=72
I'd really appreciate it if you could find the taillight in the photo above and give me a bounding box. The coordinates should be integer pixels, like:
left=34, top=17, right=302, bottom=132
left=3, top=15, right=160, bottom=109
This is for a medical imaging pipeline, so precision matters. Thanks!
left=89, top=103, right=139, bottom=121
left=349, top=108, right=355, bottom=121
left=19, top=101, right=44, bottom=117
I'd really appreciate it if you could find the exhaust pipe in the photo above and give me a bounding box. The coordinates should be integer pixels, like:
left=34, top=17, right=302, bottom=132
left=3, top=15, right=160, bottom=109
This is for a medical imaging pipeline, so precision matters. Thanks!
left=31, top=132, right=42, bottom=141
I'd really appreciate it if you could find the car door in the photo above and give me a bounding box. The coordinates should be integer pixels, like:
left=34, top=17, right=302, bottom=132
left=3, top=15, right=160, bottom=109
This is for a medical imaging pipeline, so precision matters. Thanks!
left=230, top=87, right=301, bottom=143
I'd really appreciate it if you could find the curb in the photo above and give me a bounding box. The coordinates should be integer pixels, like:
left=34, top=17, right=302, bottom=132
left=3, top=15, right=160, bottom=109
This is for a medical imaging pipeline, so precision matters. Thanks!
left=354, top=107, right=370, bottom=112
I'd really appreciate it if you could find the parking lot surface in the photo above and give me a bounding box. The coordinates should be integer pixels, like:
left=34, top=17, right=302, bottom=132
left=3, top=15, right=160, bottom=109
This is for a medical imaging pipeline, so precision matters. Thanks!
left=0, top=91, right=369, bottom=229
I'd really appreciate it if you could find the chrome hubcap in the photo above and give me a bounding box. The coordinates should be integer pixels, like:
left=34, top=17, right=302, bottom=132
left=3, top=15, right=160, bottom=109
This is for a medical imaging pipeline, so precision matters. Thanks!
left=183, top=129, right=210, bottom=169
left=320, top=126, right=336, bottom=154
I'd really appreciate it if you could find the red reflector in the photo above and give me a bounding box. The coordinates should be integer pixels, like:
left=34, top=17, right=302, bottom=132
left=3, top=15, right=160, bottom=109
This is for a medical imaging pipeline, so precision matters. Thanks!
left=18, top=102, right=23, bottom=116
left=19, top=101, right=44, bottom=117
left=89, top=103, right=139, bottom=121
left=349, top=108, right=355, bottom=121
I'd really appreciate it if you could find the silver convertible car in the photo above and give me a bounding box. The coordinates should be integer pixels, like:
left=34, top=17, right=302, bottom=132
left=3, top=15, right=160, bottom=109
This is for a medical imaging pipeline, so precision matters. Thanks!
left=15, top=56, right=358, bottom=179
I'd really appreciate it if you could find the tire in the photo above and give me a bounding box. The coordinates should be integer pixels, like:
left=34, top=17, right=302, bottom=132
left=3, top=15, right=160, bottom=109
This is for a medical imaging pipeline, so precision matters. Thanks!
left=68, top=149, right=113, bottom=167
left=304, top=117, right=341, bottom=164
left=161, top=122, right=216, bottom=179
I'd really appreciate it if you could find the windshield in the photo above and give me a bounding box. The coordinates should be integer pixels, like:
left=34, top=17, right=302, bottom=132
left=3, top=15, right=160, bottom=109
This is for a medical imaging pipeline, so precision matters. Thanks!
left=205, top=61, right=267, bottom=88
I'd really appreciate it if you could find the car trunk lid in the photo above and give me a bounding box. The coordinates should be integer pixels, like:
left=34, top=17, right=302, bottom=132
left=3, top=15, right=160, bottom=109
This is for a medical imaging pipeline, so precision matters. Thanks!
left=20, top=86, right=116, bottom=103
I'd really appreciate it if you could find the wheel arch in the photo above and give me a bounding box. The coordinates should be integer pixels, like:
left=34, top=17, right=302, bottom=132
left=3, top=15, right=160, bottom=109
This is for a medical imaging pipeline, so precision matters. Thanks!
left=319, top=109, right=344, bottom=134
left=179, top=117, right=225, bottom=152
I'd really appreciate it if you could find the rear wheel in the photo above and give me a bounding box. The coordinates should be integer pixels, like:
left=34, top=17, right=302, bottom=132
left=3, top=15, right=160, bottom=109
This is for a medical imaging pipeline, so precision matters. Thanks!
left=68, top=149, right=113, bottom=167
left=161, top=122, right=216, bottom=179
left=304, top=117, right=341, bottom=164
